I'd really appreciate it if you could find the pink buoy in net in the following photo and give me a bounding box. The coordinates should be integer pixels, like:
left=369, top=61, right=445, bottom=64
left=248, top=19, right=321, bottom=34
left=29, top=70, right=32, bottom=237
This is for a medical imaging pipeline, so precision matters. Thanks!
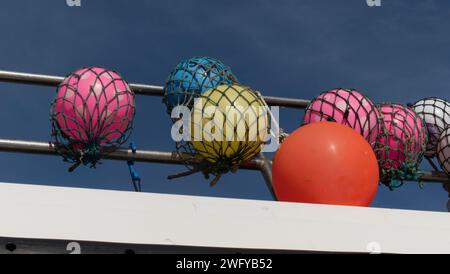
left=51, top=67, right=135, bottom=170
left=303, top=88, right=380, bottom=147
left=374, top=103, right=427, bottom=186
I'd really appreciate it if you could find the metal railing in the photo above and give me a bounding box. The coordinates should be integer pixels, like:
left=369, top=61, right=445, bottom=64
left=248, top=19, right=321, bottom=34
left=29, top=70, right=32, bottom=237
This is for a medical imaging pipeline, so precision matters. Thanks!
left=0, top=70, right=310, bottom=108
left=0, top=69, right=448, bottom=189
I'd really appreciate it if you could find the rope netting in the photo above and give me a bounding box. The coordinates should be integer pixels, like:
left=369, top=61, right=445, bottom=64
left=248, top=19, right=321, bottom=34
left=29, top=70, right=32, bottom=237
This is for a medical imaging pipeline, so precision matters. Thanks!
left=374, top=103, right=427, bottom=188
left=163, top=56, right=238, bottom=114
left=40, top=62, right=446, bottom=191
left=437, top=127, right=450, bottom=177
left=173, top=84, right=270, bottom=186
left=163, top=57, right=269, bottom=185
left=51, top=67, right=135, bottom=171
left=411, top=98, right=450, bottom=157
left=303, top=88, right=380, bottom=147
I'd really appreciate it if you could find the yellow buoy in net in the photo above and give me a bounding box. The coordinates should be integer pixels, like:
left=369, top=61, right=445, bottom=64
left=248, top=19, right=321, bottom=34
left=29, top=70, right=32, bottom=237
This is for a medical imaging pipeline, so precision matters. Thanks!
left=191, top=84, right=269, bottom=167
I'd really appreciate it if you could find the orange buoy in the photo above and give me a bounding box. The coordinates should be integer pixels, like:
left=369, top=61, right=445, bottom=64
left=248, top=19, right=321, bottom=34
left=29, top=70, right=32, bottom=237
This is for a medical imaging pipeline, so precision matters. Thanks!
left=272, top=122, right=379, bottom=206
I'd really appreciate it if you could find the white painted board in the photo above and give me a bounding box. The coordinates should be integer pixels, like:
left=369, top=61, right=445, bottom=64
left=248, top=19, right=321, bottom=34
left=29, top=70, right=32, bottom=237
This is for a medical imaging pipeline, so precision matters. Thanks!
left=0, top=182, right=449, bottom=254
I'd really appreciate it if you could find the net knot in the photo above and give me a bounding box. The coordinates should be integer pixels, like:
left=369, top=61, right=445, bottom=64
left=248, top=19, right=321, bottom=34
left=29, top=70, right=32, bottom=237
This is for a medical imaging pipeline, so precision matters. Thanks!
left=68, top=141, right=101, bottom=172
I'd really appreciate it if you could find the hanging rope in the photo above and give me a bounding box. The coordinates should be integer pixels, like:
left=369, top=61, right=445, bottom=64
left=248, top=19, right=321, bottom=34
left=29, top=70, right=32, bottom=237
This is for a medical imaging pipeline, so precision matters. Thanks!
left=127, top=142, right=141, bottom=192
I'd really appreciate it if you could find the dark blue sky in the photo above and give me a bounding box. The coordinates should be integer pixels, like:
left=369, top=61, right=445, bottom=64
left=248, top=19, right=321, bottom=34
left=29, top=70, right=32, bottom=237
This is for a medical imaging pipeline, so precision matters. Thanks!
left=1, top=0, right=449, bottom=211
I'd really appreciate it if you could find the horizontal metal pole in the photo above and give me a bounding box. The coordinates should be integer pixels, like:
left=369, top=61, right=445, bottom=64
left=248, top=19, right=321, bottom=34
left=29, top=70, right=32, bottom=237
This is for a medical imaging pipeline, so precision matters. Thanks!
left=0, top=138, right=447, bottom=183
left=263, top=96, right=310, bottom=108
left=419, top=171, right=449, bottom=184
left=0, top=69, right=309, bottom=108
left=0, top=138, right=261, bottom=170
left=0, top=70, right=447, bottom=183
left=0, top=70, right=164, bottom=96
